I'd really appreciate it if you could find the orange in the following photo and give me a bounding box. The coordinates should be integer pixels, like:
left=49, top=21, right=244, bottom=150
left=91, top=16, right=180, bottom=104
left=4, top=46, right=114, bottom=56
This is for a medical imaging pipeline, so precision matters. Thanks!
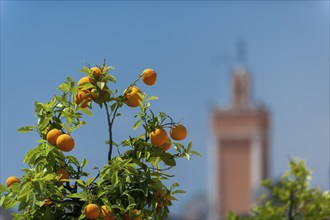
left=6, top=176, right=20, bottom=187
left=56, top=134, right=75, bottom=152
left=56, top=168, right=69, bottom=181
left=75, top=90, right=91, bottom=108
left=43, top=199, right=54, bottom=206
left=124, top=86, right=142, bottom=108
left=123, top=212, right=130, bottom=220
left=142, top=68, right=157, bottom=86
left=92, top=86, right=110, bottom=104
left=78, top=76, right=93, bottom=89
left=132, top=209, right=142, bottom=220
left=170, top=124, right=187, bottom=140
left=46, top=128, right=62, bottom=146
left=150, top=128, right=168, bottom=146
left=91, top=66, right=101, bottom=78
left=84, top=204, right=100, bottom=219
left=101, top=205, right=115, bottom=220
left=160, top=138, right=171, bottom=151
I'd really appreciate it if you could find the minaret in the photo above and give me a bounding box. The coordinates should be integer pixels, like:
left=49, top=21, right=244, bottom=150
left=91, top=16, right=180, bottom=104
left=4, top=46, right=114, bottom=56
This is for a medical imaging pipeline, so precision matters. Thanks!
left=210, top=43, right=270, bottom=217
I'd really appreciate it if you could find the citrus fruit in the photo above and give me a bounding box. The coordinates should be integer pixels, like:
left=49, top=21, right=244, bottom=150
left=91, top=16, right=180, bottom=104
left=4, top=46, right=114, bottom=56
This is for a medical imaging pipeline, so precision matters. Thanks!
left=160, top=138, right=171, bottom=151
left=91, top=66, right=101, bottom=78
left=142, top=68, right=157, bottom=86
left=78, top=76, right=93, bottom=89
left=124, top=86, right=142, bottom=108
left=43, top=199, right=54, bottom=207
left=6, top=176, right=20, bottom=187
left=56, top=168, right=69, bottom=181
left=101, top=205, right=115, bottom=220
left=46, top=128, right=62, bottom=146
left=56, top=134, right=75, bottom=152
left=75, top=90, right=91, bottom=108
left=84, top=204, right=100, bottom=219
left=170, top=124, right=187, bottom=140
left=150, top=128, right=168, bottom=146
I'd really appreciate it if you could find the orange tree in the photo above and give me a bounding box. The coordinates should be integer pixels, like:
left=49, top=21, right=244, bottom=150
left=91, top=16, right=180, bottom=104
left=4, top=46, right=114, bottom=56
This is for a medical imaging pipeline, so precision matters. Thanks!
left=0, top=63, right=200, bottom=220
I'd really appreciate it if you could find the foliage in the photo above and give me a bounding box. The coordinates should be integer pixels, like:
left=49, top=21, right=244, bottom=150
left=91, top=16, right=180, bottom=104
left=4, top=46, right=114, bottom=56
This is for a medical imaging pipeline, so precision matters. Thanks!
left=0, top=63, right=200, bottom=220
left=227, top=159, right=330, bottom=220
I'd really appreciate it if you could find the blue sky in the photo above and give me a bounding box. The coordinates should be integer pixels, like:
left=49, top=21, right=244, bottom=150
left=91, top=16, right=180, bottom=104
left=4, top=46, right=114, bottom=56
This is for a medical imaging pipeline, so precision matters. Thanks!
left=1, top=1, right=329, bottom=216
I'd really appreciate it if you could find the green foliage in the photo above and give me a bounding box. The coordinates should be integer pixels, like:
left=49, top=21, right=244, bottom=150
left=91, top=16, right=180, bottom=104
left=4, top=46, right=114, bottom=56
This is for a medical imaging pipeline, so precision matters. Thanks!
left=227, top=159, right=330, bottom=220
left=1, top=63, right=199, bottom=219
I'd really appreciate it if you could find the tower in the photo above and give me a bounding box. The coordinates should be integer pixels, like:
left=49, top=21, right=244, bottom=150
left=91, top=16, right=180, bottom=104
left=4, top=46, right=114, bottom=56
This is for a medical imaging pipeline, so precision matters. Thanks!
left=210, top=62, right=270, bottom=217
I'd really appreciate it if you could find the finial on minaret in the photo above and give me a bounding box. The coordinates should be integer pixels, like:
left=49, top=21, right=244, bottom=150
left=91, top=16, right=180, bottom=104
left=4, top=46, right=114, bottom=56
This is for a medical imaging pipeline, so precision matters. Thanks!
left=232, top=37, right=251, bottom=108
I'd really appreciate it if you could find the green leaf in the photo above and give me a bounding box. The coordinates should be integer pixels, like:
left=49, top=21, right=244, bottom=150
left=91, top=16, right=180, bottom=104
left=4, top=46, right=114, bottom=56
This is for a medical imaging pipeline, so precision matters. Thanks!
left=111, top=171, right=119, bottom=186
left=17, top=126, right=35, bottom=133
left=133, top=120, right=142, bottom=130
left=190, top=150, right=201, bottom=156
left=57, top=83, right=70, bottom=93
left=67, top=155, right=79, bottom=167
left=187, top=142, right=193, bottom=153
left=171, top=190, right=186, bottom=195
left=97, top=82, right=106, bottom=90
left=76, top=179, right=85, bottom=188
left=85, top=177, right=95, bottom=187
left=170, top=183, right=180, bottom=191
left=146, top=96, right=159, bottom=101
left=68, top=192, right=88, bottom=201
left=161, top=154, right=176, bottom=166
left=81, top=158, right=88, bottom=168
left=80, top=108, right=93, bottom=116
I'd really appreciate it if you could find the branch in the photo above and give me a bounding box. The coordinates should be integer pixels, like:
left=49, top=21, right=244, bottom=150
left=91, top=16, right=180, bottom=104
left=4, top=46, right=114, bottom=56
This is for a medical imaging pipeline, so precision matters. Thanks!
left=104, top=103, right=112, bottom=163
left=288, top=188, right=294, bottom=220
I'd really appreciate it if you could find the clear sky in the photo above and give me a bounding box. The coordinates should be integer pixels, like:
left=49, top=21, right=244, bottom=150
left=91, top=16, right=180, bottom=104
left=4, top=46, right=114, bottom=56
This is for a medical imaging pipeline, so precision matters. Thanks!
left=1, top=1, right=329, bottom=216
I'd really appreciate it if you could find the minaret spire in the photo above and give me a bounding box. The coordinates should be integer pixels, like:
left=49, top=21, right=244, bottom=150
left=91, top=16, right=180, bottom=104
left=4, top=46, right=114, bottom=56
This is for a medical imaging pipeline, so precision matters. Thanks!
left=232, top=38, right=251, bottom=109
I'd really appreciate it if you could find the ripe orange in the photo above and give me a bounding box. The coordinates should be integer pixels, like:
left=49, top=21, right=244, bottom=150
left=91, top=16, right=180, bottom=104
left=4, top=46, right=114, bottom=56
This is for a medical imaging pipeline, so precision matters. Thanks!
left=170, top=124, right=187, bottom=140
left=160, top=138, right=171, bottom=151
left=84, top=204, right=100, bottom=219
left=124, top=86, right=142, bottom=108
left=56, top=134, right=75, bottom=152
left=150, top=128, right=168, bottom=146
left=91, top=66, right=101, bottom=78
left=101, top=205, right=115, bottom=220
left=6, top=176, right=20, bottom=187
left=75, top=90, right=91, bottom=108
left=142, top=68, right=157, bottom=86
left=46, top=128, right=62, bottom=146
left=78, top=76, right=93, bottom=89
left=132, top=209, right=142, bottom=220
left=43, top=199, right=54, bottom=207
left=56, top=168, right=69, bottom=181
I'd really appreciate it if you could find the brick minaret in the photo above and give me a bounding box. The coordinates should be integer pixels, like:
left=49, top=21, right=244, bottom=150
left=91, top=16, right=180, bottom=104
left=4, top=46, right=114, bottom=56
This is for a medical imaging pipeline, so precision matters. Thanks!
left=211, top=65, right=270, bottom=217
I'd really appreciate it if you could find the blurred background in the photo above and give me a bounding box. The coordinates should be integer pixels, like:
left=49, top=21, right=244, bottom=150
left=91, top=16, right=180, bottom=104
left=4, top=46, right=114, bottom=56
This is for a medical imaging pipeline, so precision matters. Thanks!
left=1, top=1, right=329, bottom=219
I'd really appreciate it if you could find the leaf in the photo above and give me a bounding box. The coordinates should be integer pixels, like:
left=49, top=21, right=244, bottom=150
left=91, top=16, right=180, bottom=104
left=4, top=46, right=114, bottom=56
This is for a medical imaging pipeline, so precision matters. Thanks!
left=76, top=179, right=85, bottom=188
left=171, top=190, right=186, bottom=195
left=190, top=150, right=201, bottom=156
left=161, top=154, right=176, bottom=166
left=170, top=183, right=180, bottom=191
left=133, top=120, right=142, bottom=130
left=85, top=177, right=95, bottom=187
left=80, top=108, right=93, bottom=116
left=68, top=192, right=88, bottom=201
left=146, top=96, right=159, bottom=101
left=67, top=155, right=79, bottom=167
left=17, top=126, right=35, bottom=133
left=97, top=82, right=106, bottom=90
left=187, top=141, right=192, bottom=153
left=57, top=83, right=70, bottom=93
left=111, top=171, right=119, bottom=186
left=81, top=158, right=88, bottom=168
